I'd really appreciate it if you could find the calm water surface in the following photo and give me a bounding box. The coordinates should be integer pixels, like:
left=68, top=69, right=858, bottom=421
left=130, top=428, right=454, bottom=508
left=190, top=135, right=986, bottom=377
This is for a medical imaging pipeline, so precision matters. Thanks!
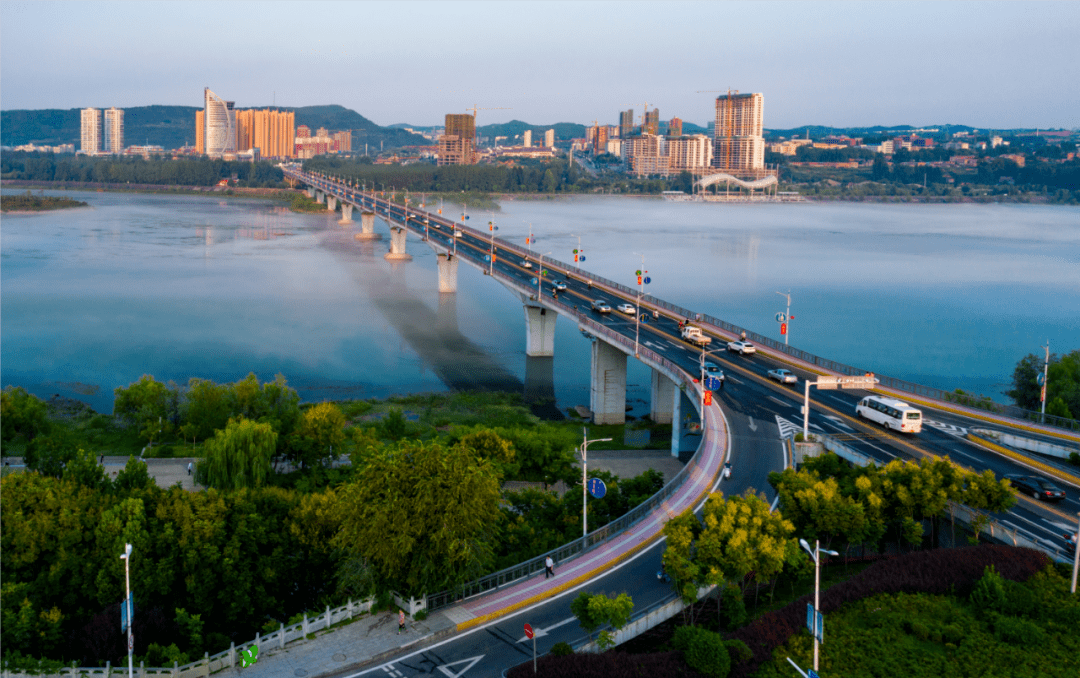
left=2, top=190, right=1077, bottom=414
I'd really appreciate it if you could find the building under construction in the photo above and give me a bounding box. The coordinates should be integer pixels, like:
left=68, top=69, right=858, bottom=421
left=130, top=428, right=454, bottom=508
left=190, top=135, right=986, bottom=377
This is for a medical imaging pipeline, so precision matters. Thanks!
left=438, top=113, right=476, bottom=165
left=711, top=91, right=769, bottom=177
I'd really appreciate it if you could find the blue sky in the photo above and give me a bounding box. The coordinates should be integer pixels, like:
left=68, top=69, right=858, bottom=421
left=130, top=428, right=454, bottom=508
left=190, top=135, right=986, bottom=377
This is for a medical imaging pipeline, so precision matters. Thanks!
left=2, top=1, right=1077, bottom=129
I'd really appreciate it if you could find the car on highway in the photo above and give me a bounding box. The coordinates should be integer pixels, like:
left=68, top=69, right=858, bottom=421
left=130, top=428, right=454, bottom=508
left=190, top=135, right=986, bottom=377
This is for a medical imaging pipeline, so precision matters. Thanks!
left=616, top=303, right=636, bottom=315
left=552, top=281, right=568, bottom=291
left=767, top=368, right=798, bottom=384
left=702, top=362, right=725, bottom=384
left=727, top=340, right=756, bottom=355
left=591, top=299, right=612, bottom=314
left=523, top=260, right=533, bottom=269
left=1004, top=474, right=1066, bottom=502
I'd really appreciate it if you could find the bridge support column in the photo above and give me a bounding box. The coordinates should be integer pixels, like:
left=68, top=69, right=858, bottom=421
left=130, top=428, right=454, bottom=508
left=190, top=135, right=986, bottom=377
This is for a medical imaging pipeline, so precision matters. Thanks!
left=339, top=203, right=353, bottom=224
left=306, top=187, right=315, bottom=199
left=590, top=339, right=626, bottom=425
left=650, top=369, right=675, bottom=424
left=523, top=305, right=556, bottom=357
left=315, top=190, right=324, bottom=203
left=437, top=253, right=458, bottom=293
left=671, top=388, right=682, bottom=458
left=384, top=226, right=412, bottom=261
left=327, top=196, right=338, bottom=212
left=354, top=211, right=380, bottom=241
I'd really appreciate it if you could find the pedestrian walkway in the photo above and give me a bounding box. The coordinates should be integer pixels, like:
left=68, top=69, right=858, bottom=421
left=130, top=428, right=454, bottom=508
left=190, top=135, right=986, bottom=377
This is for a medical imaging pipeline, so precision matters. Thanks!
left=241, top=610, right=456, bottom=678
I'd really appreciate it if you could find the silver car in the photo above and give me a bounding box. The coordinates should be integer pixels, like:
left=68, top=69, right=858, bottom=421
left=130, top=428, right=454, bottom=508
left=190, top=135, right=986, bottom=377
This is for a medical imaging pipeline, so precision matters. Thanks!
left=768, top=368, right=798, bottom=384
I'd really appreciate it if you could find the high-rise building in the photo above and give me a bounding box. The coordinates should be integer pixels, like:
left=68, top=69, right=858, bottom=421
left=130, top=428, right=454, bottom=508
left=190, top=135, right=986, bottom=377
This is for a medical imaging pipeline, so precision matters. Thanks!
left=592, top=124, right=608, bottom=154
left=644, top=109, right=660, bottom=136
left=668, top=117, right=683, bottom=139
left=80, top=108, right=102, bottom=155
left=712, top=92, right=765, bottom=172
left=624, top=134, right=667, bottom=176
left=296, top=125, right=311, bottom=139
left=667, top=135, right=713, bottom=171
left=333, top=130, right=352, bottom=152
left=203, top=87, right=236, bottom=158
left=544, top=129, right=555, bottom=148
left=236, top=109, right=296, bottom=158
left=523, top=130, right=532, bottom=147
left=195, top=110, right=205, bottom=154
left=619, top=109, right=634, bottom=138
left=438, top=113, right=476, bottom=165
left=103, top=108, right=124, bottom=154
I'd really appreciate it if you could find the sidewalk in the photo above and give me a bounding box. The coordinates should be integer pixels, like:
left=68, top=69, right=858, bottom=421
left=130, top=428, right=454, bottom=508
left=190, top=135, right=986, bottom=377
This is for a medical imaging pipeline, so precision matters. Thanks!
left=240, top=610, right=456, bottom=678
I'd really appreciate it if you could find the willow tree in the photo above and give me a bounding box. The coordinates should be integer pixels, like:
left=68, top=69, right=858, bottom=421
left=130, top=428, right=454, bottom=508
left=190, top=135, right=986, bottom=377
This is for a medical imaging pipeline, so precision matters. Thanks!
left=198, top=418, right=276, bottom=490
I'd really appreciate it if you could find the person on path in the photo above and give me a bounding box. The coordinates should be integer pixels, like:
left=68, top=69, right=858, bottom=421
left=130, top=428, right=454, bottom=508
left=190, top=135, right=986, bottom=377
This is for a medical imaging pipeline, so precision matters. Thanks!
left=545, top=555, right=555, bottom=578
left=100, top=454, right=105, bottom=465
left=187, top=462, right=193, bottom=476
left=397, top=609, right=406, bottom=635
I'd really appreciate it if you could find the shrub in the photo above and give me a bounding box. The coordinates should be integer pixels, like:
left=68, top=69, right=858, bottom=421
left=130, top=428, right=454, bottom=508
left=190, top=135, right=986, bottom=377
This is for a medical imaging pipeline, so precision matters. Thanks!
left=674, top=626, right=730, bottom=678
left=506, top=650, right=698, bottom=678
left=724, top=639, right=751, bottom=664
left=548, top=642, right=573, bottom=656
left=993, top=615, right=1045, bottom=645
left=720, top=586, right=747, bottom=630
left=969, top=565, right=1007, bottom=613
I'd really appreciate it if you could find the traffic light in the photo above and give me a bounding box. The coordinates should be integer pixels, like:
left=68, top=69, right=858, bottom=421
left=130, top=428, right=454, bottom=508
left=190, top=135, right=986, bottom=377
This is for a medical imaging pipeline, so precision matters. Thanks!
left=704, top=391, right=713, bottom=406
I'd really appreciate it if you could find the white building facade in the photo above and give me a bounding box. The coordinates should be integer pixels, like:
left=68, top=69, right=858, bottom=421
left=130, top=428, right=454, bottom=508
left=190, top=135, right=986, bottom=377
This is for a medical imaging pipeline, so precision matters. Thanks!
left=80, top=108, right=102, bottom=155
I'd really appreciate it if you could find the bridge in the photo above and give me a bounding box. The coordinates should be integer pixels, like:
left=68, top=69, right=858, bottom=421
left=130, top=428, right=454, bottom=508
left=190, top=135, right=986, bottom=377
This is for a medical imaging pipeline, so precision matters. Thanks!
left=280, top=165, right=1080, bottom=675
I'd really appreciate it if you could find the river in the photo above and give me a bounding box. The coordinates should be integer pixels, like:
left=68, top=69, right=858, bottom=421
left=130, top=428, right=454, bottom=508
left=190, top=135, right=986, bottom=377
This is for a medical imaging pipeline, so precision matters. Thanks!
left=2, top=189, right=1077, bottom=415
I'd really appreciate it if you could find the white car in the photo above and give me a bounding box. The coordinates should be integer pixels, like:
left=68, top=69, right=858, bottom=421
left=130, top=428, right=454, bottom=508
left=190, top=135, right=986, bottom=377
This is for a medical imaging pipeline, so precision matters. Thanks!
left=727, top=340, right=757, bottom=355
left=591, top=299, right=612, bottom=313
left=523, top=260, right=533, bottom=269
left=768, top=368, right=798, bottom=384
left=616, top=303, right=636, bottom=315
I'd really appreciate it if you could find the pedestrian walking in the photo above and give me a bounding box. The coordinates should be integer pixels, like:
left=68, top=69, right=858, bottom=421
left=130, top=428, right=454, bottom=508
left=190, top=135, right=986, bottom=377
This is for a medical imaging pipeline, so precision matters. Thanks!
left=187, top=462, right=193, bottom=476
left=397, top=609, right=406, bottom=635
left=100, top=454, right=105, bottom=465
left=545, top=555, right=555, bottom=579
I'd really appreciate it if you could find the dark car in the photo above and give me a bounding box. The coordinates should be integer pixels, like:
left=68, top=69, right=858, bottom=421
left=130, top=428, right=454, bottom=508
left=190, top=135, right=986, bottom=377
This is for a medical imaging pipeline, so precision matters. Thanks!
left=1004, top=474, right=1066, bottom=502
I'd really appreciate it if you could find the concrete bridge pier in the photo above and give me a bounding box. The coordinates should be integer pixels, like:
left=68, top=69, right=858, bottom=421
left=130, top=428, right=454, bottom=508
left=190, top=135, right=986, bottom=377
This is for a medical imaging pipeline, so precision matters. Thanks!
left=650, top=369, right=675, bottom=424
left=437, top=253, right=458, bottom=293
left=671, top=388, right=682, bottom=458
left=590, top=339, right=627, bottom=425
left=305, top=187, right=315, bottom=199
left=523, top=305, right=556, bottom=357
left=327, top=196, right=338, bottom=212
left=339, top=203, right=353, bottom=224
left=315, top=190, right=324, bottom=203
left=384, top=226, right=412, bottom=261
left=354, top=211, right=381, bottom=241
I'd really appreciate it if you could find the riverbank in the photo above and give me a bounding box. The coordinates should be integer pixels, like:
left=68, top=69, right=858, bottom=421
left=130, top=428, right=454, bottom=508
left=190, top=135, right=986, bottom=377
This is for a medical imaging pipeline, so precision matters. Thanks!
left=1, top=178, right=295, bottom=199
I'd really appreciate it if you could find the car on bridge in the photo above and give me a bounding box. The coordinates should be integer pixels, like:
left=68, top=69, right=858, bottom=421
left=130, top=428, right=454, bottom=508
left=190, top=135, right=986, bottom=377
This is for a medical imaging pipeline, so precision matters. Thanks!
left=552, top=280, right=568, bottom=291
left=703, top=362, right=725, bottom=384
left=617, top=303, right=636, bottom=315
left=767, top=368, right=798, bottom=384
left=727, top=340, right=757, bottom=355
left=591, top=299, right=612, bottom=314
left=1004, top=474, right=1066, bottom=502
left=523, top=260, right=533, bottom=269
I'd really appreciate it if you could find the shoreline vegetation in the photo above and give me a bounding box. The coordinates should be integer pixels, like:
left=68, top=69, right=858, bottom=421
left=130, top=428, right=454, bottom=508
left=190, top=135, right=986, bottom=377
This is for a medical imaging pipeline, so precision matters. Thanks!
left=1, top=190, right=88, bottom=212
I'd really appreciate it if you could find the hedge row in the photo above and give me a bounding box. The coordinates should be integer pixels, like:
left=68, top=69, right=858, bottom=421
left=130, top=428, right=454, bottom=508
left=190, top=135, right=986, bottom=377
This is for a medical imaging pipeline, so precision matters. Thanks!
left=726, top=545, right=1050, bottom=678
left=507, top=650, right=702, bottom=678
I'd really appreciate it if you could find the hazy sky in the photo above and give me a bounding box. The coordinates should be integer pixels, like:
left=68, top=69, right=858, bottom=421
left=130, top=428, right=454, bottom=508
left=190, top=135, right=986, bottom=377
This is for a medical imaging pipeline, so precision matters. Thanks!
left=2, top=1, right=1077, bottom=129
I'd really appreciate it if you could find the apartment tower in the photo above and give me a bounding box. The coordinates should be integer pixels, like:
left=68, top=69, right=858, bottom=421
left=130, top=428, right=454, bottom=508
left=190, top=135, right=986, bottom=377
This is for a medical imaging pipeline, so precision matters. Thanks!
left=523, top=130, right=532, bottom=147
left=203, top=88, right=237, bottom=157
left=103, top=108, right=124, bottom=154
left=544, top=129, right=555, bottom=148
left=438, top=113, right=476, bottom=165
left=644, top=108, right=660, bottom=136
left=80, top=108, right=102, bottom=155
left=712, top=92, right=765, bottom=172
left=619, top=109, right=634, bottom=138
left=236, top=109, right=297, bottom=158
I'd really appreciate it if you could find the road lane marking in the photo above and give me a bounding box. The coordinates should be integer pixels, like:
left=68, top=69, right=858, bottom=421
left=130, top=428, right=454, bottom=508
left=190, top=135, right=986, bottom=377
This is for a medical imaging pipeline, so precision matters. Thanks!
left=768, top=396, right=794, bottom=408
left=823, top=415, right=854, bottom=431
left=436, top=656, right=484, bottom=677
left=516, top=616, right=576, bottom=642
left=748, top=416, right=758, bottom=432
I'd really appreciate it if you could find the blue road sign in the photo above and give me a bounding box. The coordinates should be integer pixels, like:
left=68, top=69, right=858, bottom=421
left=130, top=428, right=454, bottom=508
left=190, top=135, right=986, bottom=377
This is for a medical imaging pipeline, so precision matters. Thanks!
left=121, top=593, right=134, bottom=631
left=531, top=278, right=538, bottom=285
left=643, top=277, right=651, bottom=284
left=707, top=377, right=723, bottom=391
left=806, top=604, right=824, bottom=642
left=587, top=477, right=607, bottom=499
left=484, top=254, right=491, bottom=261
left=808, top=671, right=819, bottom=678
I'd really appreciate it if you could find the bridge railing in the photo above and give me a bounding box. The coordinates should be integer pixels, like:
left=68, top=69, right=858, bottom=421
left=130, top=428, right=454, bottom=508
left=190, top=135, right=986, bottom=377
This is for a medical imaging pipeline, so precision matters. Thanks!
left=295, top=170, right=1079, bottom=434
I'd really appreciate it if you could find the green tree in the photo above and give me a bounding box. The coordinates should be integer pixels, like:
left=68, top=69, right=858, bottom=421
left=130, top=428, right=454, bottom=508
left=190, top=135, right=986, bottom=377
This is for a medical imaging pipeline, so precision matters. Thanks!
left=1, top=386, right=50, bottom=444
left=23, top=428, right=81, bottom=478
left=198, top=418, right=277, bottom=490
left=662, top=509, right=706, bottom=624
left=570, top=591, right=634, bottom=650
left=180, top=378, right=231, bottom=440
left=293, top=402, right=347, bottom=468
left=63, top=447, right=111, bottom=490
left=113, top=375, right=178, bottom=442
left=333, top=440, right=502, bottom=596
left=457, top=429, right=518, bottom=478
left=871, top=153, right=890, bottom=181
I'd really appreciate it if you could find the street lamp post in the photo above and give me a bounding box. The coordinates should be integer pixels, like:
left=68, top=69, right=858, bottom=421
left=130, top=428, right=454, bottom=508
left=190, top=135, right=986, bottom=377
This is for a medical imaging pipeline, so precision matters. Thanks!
left=537, top=252, right=552, bottom=300
left=1040, top=340, right=1050, bottom=423
left=581, top=427, right=612, bottom=537
left=776, top=290, right=791, bottom=346
left=800, top=539, right=838, bottom=673
left=632, top=252, right=646, bottom=357
left=488, top=211, right=497, bottom=276
left=697, top=346, right=727, bottom=431
left=120, top=543, right=134, bottom=678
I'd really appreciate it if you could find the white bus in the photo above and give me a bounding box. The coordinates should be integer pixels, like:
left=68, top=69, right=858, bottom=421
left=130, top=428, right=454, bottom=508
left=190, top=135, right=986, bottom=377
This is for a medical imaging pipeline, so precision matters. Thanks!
left=855, top=396, right=923, bottom=433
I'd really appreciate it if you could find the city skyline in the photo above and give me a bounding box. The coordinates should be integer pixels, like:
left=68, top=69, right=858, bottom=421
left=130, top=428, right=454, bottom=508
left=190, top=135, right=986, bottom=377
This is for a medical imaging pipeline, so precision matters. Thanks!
left=1, top=1, right=1078, bottom=130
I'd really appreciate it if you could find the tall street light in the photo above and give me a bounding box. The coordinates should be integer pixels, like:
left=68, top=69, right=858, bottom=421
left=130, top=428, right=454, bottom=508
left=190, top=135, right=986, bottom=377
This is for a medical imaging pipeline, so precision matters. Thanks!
left=697, top=346, right=727, bottom=431
left=776, top=290, right=791, bottom=346
left=581, top=427, right=612, bottom=537
left=119, top=543, right=134, bottom=678
left=536, top=252, right=552, bottom=300
left=800, top=538, right=838, bottom=673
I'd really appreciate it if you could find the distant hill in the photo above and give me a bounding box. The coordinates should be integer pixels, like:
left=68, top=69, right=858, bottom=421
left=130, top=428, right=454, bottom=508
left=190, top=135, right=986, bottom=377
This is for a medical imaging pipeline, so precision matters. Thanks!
left=1, top=104, right=428, bottom=150
left=476, top=120, right=587, bottom=141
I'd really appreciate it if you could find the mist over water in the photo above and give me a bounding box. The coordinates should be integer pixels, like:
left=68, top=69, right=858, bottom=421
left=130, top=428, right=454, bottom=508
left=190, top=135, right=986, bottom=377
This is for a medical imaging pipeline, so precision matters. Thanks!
left=2, top=190, right=1077, bottom=413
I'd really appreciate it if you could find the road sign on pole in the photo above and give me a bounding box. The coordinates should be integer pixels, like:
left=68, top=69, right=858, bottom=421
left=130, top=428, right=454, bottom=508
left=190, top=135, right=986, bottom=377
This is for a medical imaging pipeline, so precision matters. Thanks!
left=525, top=623, right=536, bottom=673
left=587, top=477, right=607, bottom=499
left=524, top=623, right=534, bottom=639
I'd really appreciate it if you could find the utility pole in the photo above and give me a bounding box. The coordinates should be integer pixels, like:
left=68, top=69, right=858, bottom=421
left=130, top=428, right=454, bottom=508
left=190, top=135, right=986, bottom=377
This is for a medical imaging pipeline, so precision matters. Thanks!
left=120, top=543, right=134, bottom=678
left=581, top=428, right=612, bottom=537
left=776, top=290, right=791, bottom=346
left=1041, top=340, right=1050, bottom=423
